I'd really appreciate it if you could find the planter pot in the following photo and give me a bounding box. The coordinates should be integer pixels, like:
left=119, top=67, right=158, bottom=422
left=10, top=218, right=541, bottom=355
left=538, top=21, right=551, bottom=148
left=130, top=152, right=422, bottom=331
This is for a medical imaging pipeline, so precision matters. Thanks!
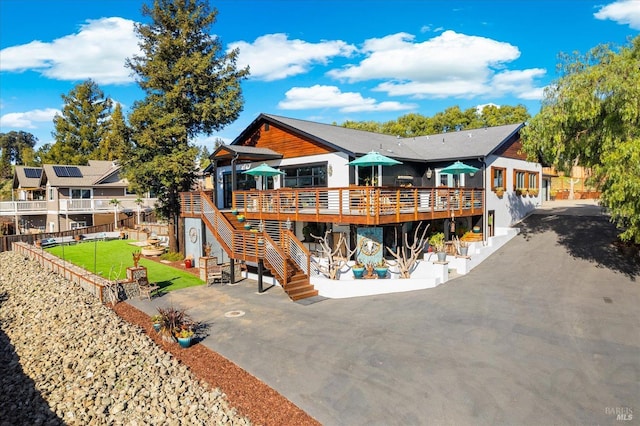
left=244, top=224, right=251, bottom=230
left=177, top=336, right=192, bottom=348
left=231, top=209, right=238, bottom=215
left=472, top=226, right=481, bottom=233
left=436, top=251, right=447, bottom=262
left=184, top=259, right=192, bottom=268
left=237, top=217, right=245, bottom=223
left=141, top=247, right=164, bottom=256
left=352, top=268, right=365, bottom=279
left=459, top=246, right=469, bottom=256
left=152, top=323, right=161, bottom=332
left=374, top=267, right=388, bottom=279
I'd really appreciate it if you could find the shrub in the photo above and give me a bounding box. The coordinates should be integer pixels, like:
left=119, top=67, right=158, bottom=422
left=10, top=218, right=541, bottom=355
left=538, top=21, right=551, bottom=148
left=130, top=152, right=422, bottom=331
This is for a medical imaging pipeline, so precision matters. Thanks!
left=161, top=251, right=184, bottom=262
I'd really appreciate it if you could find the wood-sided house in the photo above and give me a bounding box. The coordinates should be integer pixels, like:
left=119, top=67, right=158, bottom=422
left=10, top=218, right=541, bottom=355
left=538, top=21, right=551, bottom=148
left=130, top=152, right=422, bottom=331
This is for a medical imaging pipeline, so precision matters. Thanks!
left=181, top=113, right=541, bottom=301
left=1, top=160, right=155, bottom=234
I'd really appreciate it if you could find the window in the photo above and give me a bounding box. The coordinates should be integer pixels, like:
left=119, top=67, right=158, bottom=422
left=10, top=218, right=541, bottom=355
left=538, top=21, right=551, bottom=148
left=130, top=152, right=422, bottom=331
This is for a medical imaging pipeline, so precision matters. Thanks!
left=437, top=172, right=463, bottom=188
left=283, top=164, right=327, bottom=188
left=71, top=221, right=86, bottom=229
left=491, top=167, right=505, bottom=190
left=48, top=187, right=54, bottom=201
left=513, top=169, right=539, bottom=190
left=125, top=187, right=137, bottom=196
left=71, top=188, right=91, bottom=199
left=515, top=171, right=526, bottom=189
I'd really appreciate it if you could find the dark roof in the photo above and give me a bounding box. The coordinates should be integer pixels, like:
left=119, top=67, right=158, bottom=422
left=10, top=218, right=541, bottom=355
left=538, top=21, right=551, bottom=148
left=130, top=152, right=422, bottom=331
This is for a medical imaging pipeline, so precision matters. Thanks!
left=13, top=166, right=44, bottom=189
left=254, top=114, right=524, bottom=162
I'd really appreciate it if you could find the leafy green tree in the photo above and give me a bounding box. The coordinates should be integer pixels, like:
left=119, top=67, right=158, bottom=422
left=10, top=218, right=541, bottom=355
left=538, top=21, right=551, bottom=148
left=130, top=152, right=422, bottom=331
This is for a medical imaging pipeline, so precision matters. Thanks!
left=46, top=79, right=113, bottom=165
left=124, top=0, right=249, bottom=252
left=198, top=145, right=211, bottom=170
left=341, top=105, right=530, bottom=137
left=521, top=36, right=640, bottom=242
left=0, top=131, right=38, bottom=178
left=93, top=103, right=131, bottom=161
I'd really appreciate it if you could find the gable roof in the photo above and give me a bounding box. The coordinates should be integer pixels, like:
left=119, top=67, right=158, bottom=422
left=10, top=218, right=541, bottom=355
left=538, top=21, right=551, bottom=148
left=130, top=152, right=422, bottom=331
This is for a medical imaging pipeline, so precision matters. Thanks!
left=239, top=113, right=524, bottom=163
left=42, top=160, right=128, bottom=188
left=13, top=166, right=44, bottom=189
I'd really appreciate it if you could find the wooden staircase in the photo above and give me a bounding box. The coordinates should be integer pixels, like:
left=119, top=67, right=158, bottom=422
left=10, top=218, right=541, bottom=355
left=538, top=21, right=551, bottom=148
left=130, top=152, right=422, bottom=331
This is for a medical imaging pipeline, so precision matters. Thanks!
left=195, top=193, right=317, bottom=301
left=264, top=258, right=318, bottom=301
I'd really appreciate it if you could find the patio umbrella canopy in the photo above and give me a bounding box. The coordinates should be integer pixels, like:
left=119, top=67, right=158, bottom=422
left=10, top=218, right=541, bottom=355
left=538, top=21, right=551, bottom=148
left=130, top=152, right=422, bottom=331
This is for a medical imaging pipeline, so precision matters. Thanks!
left=439, top=160, right=479, bottom=175
left=349, top=151, right=402, bottom=186
left=243, top=163, right=285, bottom=189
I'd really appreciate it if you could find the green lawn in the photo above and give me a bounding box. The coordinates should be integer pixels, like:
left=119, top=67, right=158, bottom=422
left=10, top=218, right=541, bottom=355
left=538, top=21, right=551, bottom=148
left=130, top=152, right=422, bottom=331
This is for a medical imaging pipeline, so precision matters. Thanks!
left=46, top=239, right=205, bottom=293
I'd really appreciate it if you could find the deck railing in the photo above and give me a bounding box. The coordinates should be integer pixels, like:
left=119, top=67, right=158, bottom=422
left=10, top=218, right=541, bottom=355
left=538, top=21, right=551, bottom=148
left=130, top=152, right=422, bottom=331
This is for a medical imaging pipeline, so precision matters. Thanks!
left=232, top=186, right=483, bottom=223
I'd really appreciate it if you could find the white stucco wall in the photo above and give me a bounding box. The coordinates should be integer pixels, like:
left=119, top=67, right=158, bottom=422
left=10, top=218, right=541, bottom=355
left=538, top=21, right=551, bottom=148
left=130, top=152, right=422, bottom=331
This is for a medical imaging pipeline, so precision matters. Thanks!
left=484, top=155, right=542, bottom=228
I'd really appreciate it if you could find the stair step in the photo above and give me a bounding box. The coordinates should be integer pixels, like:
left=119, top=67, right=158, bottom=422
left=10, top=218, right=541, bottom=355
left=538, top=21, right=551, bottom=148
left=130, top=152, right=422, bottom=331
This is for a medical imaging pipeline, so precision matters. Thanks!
left=288, top=287, right=319, bottom=301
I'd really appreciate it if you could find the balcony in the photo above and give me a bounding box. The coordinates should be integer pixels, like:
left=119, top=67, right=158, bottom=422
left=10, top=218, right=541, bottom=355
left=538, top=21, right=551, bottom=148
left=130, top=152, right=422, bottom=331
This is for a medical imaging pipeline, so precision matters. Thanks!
left=0, top=200, right=48, bottom=215
left=182, top=187, right=484, bottom=225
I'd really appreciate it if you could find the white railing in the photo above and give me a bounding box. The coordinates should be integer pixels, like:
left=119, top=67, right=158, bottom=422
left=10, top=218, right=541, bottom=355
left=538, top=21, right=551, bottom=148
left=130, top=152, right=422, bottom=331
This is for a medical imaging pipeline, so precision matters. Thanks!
left=0, top=200, right=48, bottom=213
left=59, top=198, right=156, bottom=212
left=284, top=230, right=309, bottom=276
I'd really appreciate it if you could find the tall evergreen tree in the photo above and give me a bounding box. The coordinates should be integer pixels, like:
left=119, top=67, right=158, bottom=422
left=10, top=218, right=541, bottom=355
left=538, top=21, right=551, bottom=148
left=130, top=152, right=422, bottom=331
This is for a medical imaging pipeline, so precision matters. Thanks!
left=0, top=131, right=38, bottom=178
left=522, top=36, right=640, bottom=242
left=46, top=80, right=113, bottom=165
left=124, top=0, right=249, bottom=252
left=93, top=103, right=132, bottom=161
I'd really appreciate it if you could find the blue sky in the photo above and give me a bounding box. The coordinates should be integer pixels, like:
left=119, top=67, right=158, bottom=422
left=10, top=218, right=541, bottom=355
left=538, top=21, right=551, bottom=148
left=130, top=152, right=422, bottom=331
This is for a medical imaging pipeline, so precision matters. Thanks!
left=1, top=0, right=639, bottom=151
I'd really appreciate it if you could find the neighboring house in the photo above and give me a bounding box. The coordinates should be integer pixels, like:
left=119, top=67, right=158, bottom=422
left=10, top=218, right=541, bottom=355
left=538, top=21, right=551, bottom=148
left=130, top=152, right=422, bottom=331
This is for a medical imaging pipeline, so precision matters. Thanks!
left=1, top=160, right=156, bottom=234
left=181, top=113, right=541, bottom=300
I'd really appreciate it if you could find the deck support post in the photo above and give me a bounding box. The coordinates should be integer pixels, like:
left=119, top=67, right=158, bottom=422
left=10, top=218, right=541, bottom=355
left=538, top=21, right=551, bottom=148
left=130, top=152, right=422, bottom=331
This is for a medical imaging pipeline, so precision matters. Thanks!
left=257, top=259, right=264, bottom=293
left=229, top=258, right=236, bottom=284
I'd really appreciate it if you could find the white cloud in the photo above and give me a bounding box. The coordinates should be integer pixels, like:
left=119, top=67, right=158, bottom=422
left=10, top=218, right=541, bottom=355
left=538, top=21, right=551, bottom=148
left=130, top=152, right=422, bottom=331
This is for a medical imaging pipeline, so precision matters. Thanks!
left=278, top=85, right=416, bottom=112
left=0, top=17, right=139, bottom=85
left=0, top=108, right=59, bottom=129
left=229, top=33, right=356, bottom=81
left=327, top=30, right=545, bottom=102
left=594, top=0, right=640, bottom=30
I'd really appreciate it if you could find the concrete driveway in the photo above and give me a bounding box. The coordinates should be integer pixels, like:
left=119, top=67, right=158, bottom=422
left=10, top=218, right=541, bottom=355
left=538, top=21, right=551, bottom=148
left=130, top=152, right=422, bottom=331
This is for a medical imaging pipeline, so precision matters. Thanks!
left=128, top=200, right=639, bottom=425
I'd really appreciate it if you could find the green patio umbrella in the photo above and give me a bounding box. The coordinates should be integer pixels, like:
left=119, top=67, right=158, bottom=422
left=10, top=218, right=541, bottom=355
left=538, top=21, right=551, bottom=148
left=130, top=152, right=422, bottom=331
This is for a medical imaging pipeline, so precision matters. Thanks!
left=349, top=151, right=402, bottom=186
left=243, top=163, right=285, bottom=189
left=439, top=160, right=479, bottom=175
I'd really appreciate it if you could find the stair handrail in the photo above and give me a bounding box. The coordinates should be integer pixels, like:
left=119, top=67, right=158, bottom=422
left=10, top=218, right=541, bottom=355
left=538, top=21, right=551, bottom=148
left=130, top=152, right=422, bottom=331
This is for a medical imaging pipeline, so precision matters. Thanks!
left=200, top=191, right=234, bottom=257
left=261, top=232, right=288, bottom=285
left=282, top=229, right=310, bottom=276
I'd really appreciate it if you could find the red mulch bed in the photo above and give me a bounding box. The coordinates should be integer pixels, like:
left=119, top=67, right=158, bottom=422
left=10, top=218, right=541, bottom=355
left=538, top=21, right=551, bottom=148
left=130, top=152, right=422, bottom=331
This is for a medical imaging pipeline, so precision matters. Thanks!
left=112, top=302, right=319, bottom=426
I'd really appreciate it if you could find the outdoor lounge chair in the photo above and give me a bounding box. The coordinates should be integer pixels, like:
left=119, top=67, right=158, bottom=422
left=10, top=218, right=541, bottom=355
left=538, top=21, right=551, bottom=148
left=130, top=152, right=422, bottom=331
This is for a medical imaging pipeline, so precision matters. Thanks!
left=137, top=277, right=159, bottom=300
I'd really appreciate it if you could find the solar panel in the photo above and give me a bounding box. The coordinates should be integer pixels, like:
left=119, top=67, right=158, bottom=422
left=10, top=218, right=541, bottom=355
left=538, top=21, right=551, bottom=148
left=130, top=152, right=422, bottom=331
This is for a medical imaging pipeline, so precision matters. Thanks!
left=52, top=165, right=82, bottom=178
left=24, top=168, right=42, bottom=179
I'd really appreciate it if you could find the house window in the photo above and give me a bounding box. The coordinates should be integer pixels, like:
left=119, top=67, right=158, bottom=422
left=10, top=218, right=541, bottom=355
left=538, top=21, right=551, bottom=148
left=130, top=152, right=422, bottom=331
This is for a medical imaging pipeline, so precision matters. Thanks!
left=48, top=187, right=54, bottom=201
left=528, top=172, right=539, bottom=189
left=283, top=164, right=327, bottom=188
left=125, top=187, right=137, bottom=196
left=71, top=188, right=91, bottom=199
left=437, top=172, right=463, bottom=188
left=71, top=221, right=87, bottom=229
left=491, top=167, right=505, bottom=190
left=515, top=171, right=526, bottom=189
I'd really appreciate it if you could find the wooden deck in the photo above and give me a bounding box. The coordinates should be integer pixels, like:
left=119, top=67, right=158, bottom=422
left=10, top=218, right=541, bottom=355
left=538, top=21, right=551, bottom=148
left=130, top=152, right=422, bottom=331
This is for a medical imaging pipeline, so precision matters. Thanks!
left=217, top=187, right=484, bottom=225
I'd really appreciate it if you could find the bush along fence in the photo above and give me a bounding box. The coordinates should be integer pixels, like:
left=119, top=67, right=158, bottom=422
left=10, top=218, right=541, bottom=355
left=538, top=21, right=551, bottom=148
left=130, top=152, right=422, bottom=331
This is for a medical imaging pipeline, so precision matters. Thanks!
left=12, top=242, right=146, bottom=304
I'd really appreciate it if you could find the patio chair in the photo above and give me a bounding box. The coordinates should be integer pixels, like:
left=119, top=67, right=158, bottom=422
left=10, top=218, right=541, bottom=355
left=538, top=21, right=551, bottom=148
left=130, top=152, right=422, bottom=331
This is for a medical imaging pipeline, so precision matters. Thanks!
left=137, top=276, right=160, bottom=300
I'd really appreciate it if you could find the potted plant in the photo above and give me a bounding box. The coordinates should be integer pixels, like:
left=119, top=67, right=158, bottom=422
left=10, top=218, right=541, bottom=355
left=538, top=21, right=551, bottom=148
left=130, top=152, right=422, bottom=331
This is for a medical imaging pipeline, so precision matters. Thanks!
left=231, top=208, right=239, bottom=215
left=516, top=188, right=528, bottom=196
left=374, top=259, right=389, bottom=278
left=175, top=327, right=195, bottom=348
left=550, top=189, right=557, bottom=200
left=244, top=223, right=252, bottom=230
left=529, top=188, right=539, bottom=197
left=155, top=306, right=196, bottom=344
left=237, top=214, right=245, bottom=222
left=352, top=261, right=365, bottom=279
left=429, top=232, right=447, bottom=262
left=150, top=314, right=162, bottom=332
left=494, top=186, right=504, bottom=197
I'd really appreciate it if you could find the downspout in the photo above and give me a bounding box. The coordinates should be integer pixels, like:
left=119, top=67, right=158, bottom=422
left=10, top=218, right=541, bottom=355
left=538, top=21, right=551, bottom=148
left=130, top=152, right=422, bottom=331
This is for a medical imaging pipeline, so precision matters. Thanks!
left=229, top=152, right=239, bottom=284
left=480, top=156, right=487, bottom=246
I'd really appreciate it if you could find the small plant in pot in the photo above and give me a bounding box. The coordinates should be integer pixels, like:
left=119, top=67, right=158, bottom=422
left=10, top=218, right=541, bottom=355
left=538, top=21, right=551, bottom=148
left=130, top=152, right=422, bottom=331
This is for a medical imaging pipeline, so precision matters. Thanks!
left=429, top=232, right=447, bottom=262
left=150, top=314, right=162, bottom=332
left=374, top=259, right=389, bottom=278
left=237, top=214, right=245, bottom=222
left=175, top=326, right=195, bottom=348
left=352, top=261, right=365, bottom=279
